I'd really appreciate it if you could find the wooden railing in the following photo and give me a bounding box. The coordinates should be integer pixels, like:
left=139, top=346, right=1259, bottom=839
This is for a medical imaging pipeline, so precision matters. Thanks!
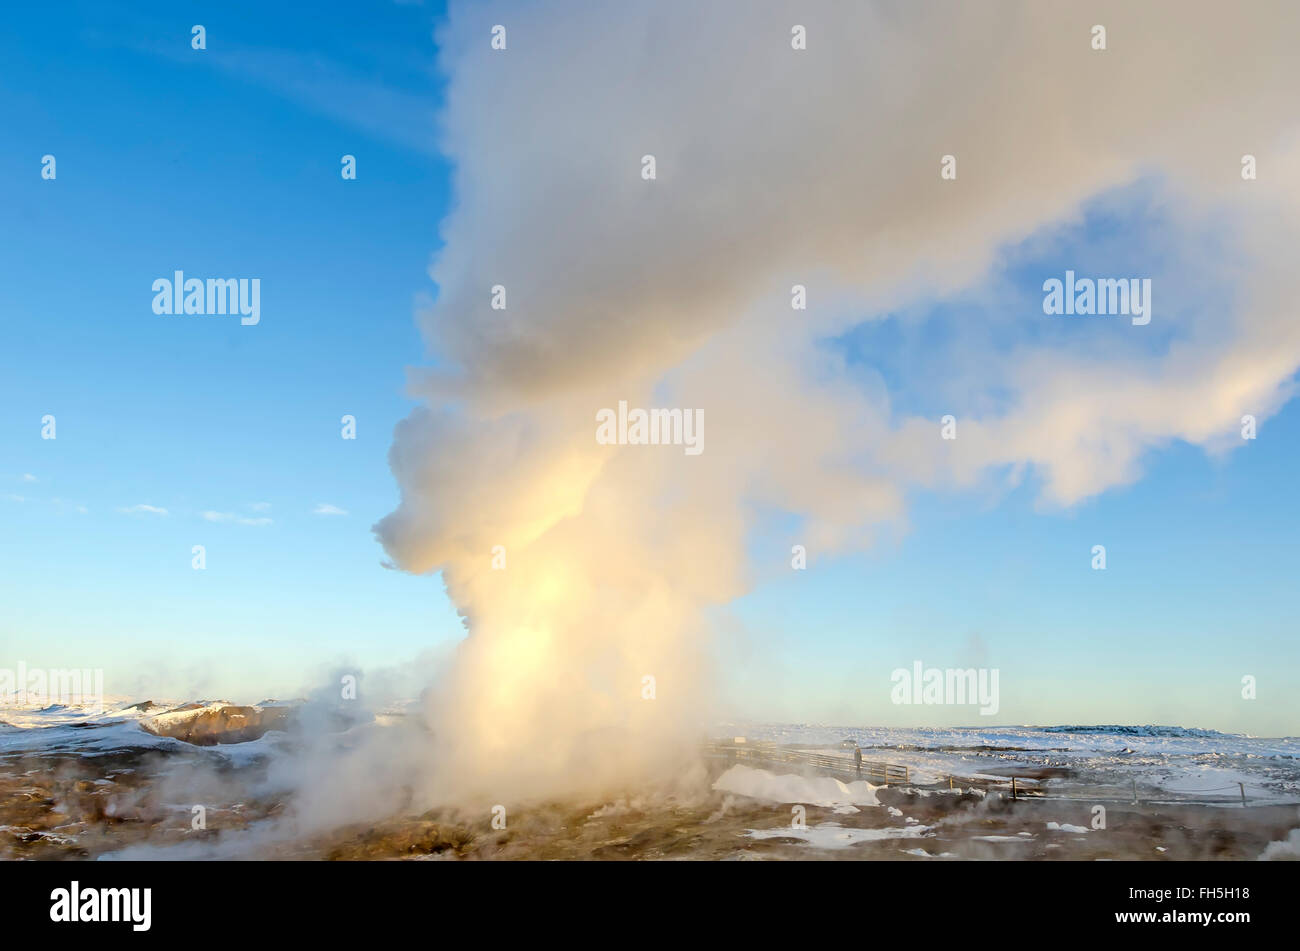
left=705, top=742, right=910, bottom=785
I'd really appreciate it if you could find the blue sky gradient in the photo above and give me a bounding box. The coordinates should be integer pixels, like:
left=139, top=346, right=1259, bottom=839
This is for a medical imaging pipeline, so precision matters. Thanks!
left=2, top=1, right=1296, bottom=735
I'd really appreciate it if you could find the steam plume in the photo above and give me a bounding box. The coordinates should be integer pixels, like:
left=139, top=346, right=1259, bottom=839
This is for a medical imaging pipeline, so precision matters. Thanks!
left=376, top=0, right=1300, bottom=803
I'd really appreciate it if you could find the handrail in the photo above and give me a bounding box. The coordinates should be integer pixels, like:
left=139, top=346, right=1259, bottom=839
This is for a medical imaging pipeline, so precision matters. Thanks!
left=705, top=742, right=909, bottom=785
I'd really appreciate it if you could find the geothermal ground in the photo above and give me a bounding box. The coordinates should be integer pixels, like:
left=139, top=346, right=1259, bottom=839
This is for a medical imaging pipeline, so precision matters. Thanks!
left=2, top=700, right=1297, bottom=861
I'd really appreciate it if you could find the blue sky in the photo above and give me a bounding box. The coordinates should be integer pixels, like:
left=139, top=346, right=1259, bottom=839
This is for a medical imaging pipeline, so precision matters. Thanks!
left=2, top=1, right=1296, bottom=735
left=1, top=1, right=463, bottom=699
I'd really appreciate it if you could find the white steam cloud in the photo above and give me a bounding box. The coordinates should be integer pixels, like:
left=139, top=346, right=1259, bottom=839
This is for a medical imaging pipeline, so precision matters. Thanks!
left=374, top=0, right=1300, bottom=804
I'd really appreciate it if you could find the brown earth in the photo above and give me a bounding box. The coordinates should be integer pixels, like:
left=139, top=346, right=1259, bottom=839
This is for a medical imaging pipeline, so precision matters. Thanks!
left=3, top=743, right=1296, bottom=861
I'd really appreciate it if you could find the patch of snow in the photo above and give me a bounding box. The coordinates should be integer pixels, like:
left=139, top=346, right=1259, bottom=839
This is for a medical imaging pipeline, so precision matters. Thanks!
left=747, top=822, right=931, bottom=850
left=1047, top=821, right=1090, bottom=834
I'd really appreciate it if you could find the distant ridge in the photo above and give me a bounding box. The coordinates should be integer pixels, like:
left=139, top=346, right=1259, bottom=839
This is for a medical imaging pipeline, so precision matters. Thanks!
left=1036, top=725, right=1239, bottom=739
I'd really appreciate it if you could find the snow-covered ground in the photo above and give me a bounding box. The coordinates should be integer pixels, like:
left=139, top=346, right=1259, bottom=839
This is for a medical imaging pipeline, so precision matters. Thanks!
left=0, top=696, right=177, bottom=756
left=0, top=695, right=174, bottom=729
left=719, top=722, right=1300, bottom=803
left=3, top=699, right=1297, bottom=860
left=0, top=696, right=288, bottom=762
left=3, top=700, right=1296, bottom=805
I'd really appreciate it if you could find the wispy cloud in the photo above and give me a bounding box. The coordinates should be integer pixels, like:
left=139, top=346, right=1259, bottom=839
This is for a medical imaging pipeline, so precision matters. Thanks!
left=118, top=504, right=168, bottom=516
left=126, top=33, right=440, bottom=157
left=201, top=510, right=272, bottom=526
left=313, top=503, right=349, bottom=516
left=5, top=494, right=25, bottom=503
left=248, top=502, right=272, bottom=513
left=20, top=474, right=36, bottom=483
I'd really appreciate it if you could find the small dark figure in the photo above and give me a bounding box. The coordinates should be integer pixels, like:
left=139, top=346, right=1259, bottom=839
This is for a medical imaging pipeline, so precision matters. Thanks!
left=853, top=744, right=863, bottom=778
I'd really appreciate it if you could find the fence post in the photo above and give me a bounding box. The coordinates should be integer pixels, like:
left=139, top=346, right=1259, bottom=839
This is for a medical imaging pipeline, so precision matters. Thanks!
left=1011, top=777, right=1017, bottom=800
left=1239, top=783, right=1246, bottom=807
left=948, top=776, right=954, bottom=791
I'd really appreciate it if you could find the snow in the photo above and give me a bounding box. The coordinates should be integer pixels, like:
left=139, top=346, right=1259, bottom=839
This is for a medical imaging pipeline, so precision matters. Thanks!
left=0, top=717, right=184, bottom=757
left=0, top=696, right=177, bottom=730
left=719, top=722, right=1300, bottom=802
left=746, top=822, right=931, bottom=850
left=140, top=701, right=235, bottom=729
left=0, top=696, right=288, bottom=760
left=1047, top=822, right=1090, bottom=834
